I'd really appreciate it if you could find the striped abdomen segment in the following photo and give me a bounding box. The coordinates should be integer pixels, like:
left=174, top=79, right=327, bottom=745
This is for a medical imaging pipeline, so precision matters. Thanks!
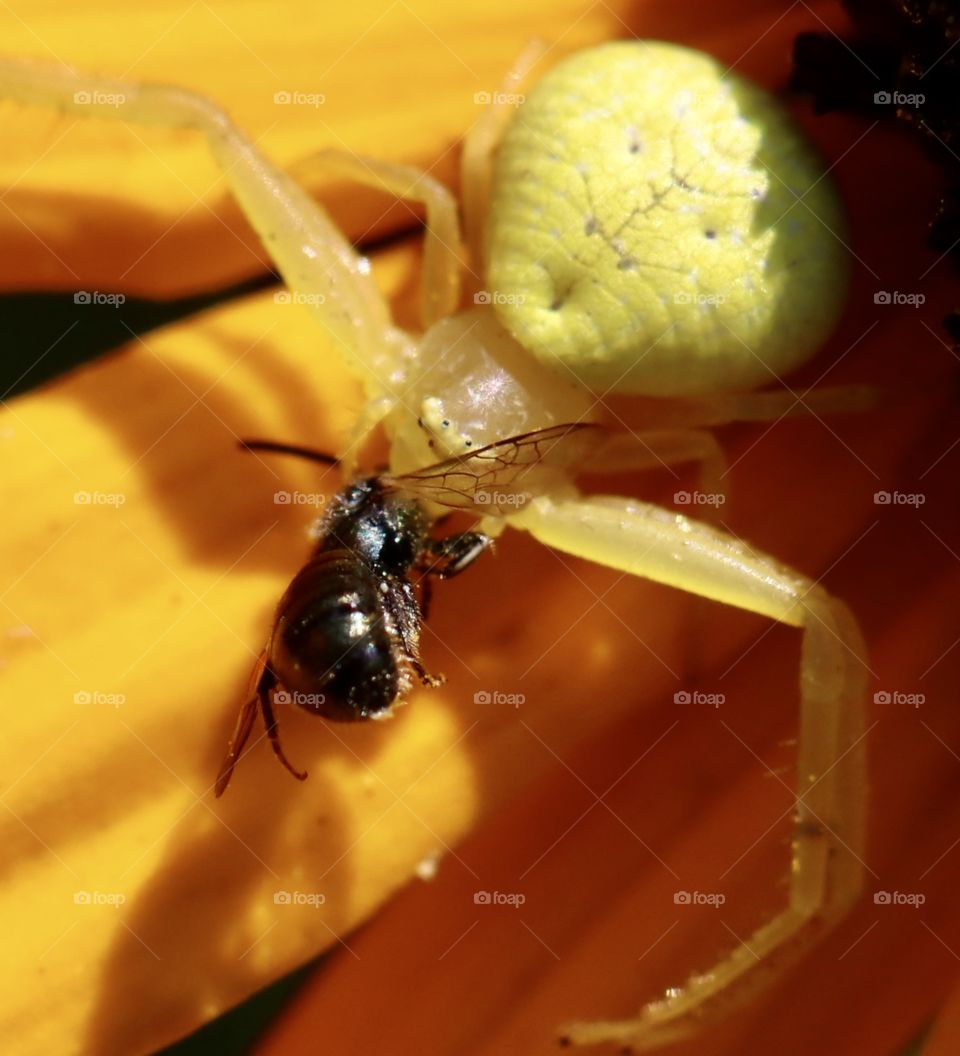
left=268, top=550, right=398, bottom=720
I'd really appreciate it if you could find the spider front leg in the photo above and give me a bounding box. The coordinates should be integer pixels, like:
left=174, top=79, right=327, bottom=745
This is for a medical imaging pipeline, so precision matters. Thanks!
left=286, top=146, right=467, bottom=471
left=509, top=494, right=868, bottom=1050
left=289, top=147, right=464, bottom=326
left=0, top=58, right=408, bottom=393
left=593, top=429, right=728, bottom=513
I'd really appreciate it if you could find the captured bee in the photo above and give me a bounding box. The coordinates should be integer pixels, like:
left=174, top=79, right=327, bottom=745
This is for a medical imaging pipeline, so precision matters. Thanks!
left=214, top=421, right=604, bottom=796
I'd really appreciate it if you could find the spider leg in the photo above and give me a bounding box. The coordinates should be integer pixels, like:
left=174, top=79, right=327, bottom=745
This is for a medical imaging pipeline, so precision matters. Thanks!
left=591, top=428, right=728, bottom=511
left=289, top=147, right=463, bottom=327
left=282, top=147, right=474, bottom=469
left=0, top=58, right=403, bottom=393
left=587, top=428, right=729, bottom=685
left=626, top=384, right=882, bottom=431
left=509, top=494, right=868, bottom=1050
left=460, top=38, right=547, bottom=278
left=338, top=394, right=398, bottom=478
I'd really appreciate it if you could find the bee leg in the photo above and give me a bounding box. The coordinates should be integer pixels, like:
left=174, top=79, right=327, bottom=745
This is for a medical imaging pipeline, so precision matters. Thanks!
left=385, top=582, right=444, bottom=688
left=418, top=575, right=434, bottom=621
left=412, top=532, right=492, bottom=644
left=410, top=662, right=444, bottom=689
left=214, top=647, right=272, bottom=797
left=423, top=531, right=493, bottom=578
left=259, top=676, right=309, bottom=783
left=407, top=532, right=493, bottom=684
left=214, top=696, right=260, bottom=798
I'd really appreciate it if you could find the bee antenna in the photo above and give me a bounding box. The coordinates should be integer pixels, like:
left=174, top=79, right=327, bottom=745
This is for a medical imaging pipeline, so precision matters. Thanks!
left=239, top=439, right=339, bottom=466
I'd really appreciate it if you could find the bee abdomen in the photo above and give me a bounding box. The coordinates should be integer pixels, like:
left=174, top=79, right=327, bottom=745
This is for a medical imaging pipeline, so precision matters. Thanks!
left=269, top=550, right=398, bottom=720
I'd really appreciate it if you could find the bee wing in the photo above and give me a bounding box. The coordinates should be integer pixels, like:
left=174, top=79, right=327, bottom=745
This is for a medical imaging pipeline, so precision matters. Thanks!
left=383, top=422, right=610, bottom=515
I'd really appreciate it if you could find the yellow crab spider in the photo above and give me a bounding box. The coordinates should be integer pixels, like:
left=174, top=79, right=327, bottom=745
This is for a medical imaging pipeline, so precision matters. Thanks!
left=0, top=40, right=870, bottom=1051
